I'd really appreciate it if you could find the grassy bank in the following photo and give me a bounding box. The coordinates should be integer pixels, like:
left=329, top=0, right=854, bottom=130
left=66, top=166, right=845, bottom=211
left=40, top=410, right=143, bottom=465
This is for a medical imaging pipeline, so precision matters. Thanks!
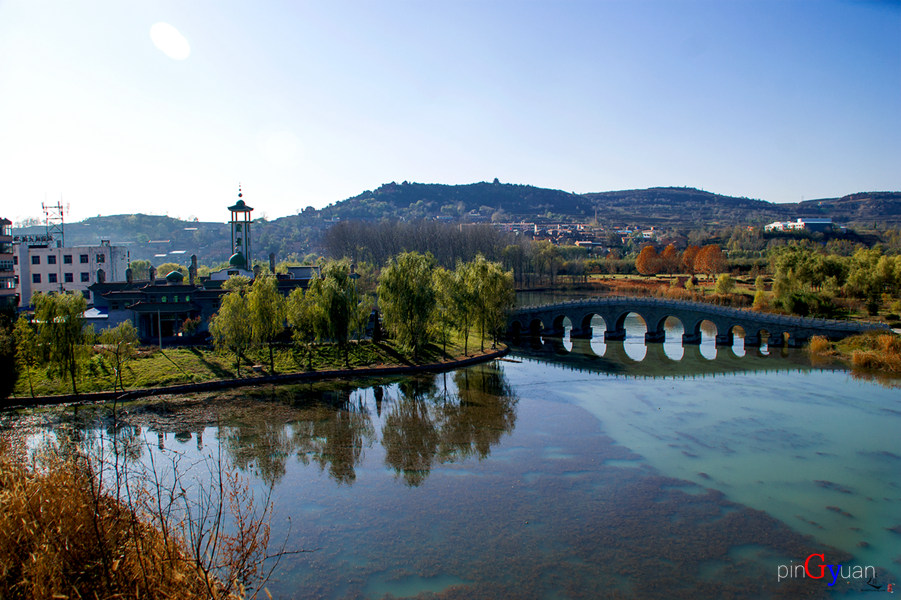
left=809, top=331, right=901, bottom=379
left=12, top=334, right=491, bottom=399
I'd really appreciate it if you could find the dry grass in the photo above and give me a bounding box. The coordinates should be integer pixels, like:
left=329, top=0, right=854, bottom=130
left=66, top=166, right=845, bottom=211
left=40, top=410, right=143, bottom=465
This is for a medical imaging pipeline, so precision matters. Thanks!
left=808, top=335, right=833, bottom=355
left=0, top=437, right=273, bottom=599
left=843, top=333, right=901, bottom=374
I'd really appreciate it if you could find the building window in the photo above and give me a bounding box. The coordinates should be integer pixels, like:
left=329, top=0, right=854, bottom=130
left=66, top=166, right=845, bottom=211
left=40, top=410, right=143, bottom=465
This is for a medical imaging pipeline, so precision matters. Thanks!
left=64, top=273, right=73, bottom=283
left=82, top=291, right=90, bottom=300
left=81, top=272, right=90, bottom=282
left=13, top=256, right=17, bottom=265
left=161, top=296, right=167, bottom=303
left=48, top=273, right=57, bottom=284
left=31, top=255, right=40, bottom=265
left=185, top=295, right=190, bottom=302
left=32, top=273, right=41, bottom=283
left=173, top=295, right=179, bottom=303
left=47, top=255, right=57, bottom=265
left=64, top=255, right=72, bottom=264
left=80, top=254, right=89, bottom=264
left=96, top=254, right=105, bottom=263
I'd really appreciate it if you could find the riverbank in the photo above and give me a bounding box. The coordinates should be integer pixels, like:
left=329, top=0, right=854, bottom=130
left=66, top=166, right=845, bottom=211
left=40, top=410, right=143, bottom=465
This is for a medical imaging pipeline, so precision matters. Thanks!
left=809, top=331, right=901, bottom=381
left=3, top=344, right=508, bottom=410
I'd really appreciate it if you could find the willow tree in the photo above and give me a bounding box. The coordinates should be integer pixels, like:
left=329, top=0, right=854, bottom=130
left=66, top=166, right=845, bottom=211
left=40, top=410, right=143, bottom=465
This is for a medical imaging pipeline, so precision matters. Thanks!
left=248, top=271, right=285, bottom=373
left=210, top=277, right=253, bottom=376
left=464, top=255, right=514, bottom=352
left=13, top=317, right=37, bottom=397
left=315, top=260, right=364, bottom=367
left=431, top=266, right=458, bottom=356
left=378, top=251, right=437, bottom=359
left=286, top=284, right=322, bottom=370
left=34, top=292, right=89, bottom=394
left=99, top=321, right=139, bottom=392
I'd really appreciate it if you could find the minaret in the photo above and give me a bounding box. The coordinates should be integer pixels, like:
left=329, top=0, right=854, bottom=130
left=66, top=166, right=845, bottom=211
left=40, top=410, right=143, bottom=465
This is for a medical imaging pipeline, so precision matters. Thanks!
left=227, top=185, right=254, bottom=270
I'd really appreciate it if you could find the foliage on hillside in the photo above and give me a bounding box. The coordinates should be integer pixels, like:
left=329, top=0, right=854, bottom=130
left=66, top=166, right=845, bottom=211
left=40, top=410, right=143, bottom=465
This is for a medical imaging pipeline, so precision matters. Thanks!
left=13, top=183, right=900, bottom=268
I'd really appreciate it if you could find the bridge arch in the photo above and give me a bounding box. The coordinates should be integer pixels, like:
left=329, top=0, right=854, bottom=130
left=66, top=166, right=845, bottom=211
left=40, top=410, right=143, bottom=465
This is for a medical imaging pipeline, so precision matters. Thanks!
left=528, top=318, right=545, bottom=337
left=574, top=312, right=608, bottom=338
left=507, top=297, right=886, bottom=348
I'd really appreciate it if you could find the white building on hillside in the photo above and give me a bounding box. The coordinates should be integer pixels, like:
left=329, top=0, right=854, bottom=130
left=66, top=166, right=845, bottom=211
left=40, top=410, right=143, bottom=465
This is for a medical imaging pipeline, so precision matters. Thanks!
left=764, top=218, right=835, bottom=233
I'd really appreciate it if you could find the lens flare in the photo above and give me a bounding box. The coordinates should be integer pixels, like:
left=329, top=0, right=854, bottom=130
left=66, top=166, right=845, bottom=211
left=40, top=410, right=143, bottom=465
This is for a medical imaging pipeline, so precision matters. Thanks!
left=150, top=22, right=191, bottom=60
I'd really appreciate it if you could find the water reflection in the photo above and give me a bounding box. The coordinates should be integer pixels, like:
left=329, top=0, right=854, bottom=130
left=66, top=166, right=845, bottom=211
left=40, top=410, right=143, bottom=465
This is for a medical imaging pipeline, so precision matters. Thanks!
left=511, top=337, right=817, bottom=379
left=383, top=367, right=518, bottom=486
left=18, top=364, right=518, bottom=490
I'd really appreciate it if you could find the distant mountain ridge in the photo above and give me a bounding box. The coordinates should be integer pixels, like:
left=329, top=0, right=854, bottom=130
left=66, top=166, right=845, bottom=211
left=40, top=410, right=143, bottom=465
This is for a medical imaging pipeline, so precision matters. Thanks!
left=12, top=183, right=901, bottom=266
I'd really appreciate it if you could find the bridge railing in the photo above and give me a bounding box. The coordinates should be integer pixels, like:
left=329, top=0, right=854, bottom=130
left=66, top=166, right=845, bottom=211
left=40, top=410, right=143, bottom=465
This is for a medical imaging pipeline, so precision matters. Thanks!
left=512, top=295, right=888, bottom=332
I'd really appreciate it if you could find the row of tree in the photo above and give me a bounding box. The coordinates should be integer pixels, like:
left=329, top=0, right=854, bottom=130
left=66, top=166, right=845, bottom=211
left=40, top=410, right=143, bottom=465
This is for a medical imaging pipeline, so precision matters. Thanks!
left=634, top=244, right=727, bottom=279
left=769, top=246, right=901, bottom=314
left=11, top=293, right=140, bottom=396
left=209, top=253, right=515, bottom=375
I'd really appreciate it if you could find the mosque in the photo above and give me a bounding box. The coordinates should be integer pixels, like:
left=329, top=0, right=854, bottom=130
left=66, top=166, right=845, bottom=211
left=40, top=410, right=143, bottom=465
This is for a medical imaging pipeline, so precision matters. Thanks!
left=88, top=188, right=319, bottom=344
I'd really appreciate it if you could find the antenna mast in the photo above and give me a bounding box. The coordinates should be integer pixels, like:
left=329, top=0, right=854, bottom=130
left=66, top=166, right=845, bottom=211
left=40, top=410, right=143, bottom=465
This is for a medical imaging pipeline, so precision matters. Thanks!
left=42, top=200, right=65, bottom=247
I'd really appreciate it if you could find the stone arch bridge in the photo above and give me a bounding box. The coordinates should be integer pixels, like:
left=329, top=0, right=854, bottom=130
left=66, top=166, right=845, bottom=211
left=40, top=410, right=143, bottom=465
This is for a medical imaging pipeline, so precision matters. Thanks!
left=507, top=296, right=888, bottom=348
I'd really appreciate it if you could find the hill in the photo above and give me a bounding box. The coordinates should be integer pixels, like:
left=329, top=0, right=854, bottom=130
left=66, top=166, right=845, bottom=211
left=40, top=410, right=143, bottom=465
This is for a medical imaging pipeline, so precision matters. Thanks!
left=12, top=183, right=901, bottom=267
left=782, top=192, right=901, bottom=225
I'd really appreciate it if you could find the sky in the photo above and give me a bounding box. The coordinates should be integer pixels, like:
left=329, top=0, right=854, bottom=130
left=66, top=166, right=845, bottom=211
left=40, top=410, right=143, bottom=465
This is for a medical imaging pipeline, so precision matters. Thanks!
left=1, top=0, right=899, bottom=224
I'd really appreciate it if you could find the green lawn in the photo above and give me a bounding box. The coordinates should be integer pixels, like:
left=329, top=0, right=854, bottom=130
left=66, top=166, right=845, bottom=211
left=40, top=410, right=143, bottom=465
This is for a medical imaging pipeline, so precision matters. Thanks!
left=11, top=333, right=491, bottom=399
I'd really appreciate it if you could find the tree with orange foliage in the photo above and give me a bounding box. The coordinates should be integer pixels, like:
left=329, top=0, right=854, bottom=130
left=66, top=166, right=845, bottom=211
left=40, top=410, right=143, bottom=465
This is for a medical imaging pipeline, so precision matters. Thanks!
left=681, top=245, right=700, bottom=275
left=635, top=245, right=660, bottom=276
left=660, top=244, right=679, bottom=274
left=695, top=244, right=726, bottom=282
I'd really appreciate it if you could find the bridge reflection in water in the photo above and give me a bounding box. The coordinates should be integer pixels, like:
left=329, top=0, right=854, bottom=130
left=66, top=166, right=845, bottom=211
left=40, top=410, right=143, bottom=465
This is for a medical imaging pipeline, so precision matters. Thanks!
left=509, top=316, right=824, bottom=379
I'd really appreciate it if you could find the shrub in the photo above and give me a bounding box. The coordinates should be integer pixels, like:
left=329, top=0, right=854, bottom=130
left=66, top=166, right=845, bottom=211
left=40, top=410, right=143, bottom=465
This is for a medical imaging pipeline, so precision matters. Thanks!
left=808, top=336, right=832, bottom=355
left=0, top=437, right=280, bottom=599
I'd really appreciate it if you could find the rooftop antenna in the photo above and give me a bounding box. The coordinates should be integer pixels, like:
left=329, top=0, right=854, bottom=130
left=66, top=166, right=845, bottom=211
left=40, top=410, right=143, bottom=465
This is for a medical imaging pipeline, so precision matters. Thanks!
left=42, top=199, right=65, bottom=247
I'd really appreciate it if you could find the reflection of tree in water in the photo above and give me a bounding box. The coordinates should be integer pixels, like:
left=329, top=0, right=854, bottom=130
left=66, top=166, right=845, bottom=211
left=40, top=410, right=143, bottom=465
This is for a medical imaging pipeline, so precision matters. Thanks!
left=439, top=365, right=517, bottom=462
left=382, top=364, right=518, bottom=486
left=291, top=392, right=375, bottom=485
left=382, top=377, right=441, bottom=487
left=218, top=388, right=375, bottom=486
left=219, top=417, right=295, bottom=487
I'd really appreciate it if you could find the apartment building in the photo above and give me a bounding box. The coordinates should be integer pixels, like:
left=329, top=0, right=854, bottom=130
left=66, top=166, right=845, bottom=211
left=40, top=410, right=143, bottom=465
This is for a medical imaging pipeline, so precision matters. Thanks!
left=13, top=240, right=129, bottom=307
left=0, top=218, right=15, bottom=310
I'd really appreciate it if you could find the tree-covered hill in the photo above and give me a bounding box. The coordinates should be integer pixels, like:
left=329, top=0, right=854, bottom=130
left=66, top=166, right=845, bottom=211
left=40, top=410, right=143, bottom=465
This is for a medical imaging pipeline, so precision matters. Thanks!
left=783, top=192, right=901, bottom=225
left=12, top=183, right=901, bottom=267
left=581, top=187, right=786, bottom=226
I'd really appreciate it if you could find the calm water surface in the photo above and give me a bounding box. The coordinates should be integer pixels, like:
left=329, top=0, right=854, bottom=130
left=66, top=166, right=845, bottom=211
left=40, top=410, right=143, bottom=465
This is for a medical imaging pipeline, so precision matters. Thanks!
left=5, top=317, right=900, bottom=599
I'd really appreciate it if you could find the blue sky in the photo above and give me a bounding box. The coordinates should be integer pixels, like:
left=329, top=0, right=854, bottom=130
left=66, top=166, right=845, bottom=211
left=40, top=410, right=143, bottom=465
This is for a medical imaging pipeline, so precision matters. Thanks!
left=1, top=0, right=899, bottom=223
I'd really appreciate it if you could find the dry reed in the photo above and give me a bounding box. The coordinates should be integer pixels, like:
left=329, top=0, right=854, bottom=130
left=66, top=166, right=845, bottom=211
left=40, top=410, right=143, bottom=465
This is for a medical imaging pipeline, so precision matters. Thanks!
left=0, top=436, right=273, bottom=599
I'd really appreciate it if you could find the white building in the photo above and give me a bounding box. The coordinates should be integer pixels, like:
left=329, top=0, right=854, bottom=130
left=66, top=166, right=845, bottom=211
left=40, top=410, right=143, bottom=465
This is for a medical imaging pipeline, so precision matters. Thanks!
left=13, top=240, right=129, bottom=307
left=764, top=218, right=835, bottom=233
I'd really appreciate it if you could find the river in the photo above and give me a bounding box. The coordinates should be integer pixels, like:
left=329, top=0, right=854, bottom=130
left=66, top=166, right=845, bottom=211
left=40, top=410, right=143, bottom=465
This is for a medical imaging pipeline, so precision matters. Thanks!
left=4, top=316, right=899, bottom=599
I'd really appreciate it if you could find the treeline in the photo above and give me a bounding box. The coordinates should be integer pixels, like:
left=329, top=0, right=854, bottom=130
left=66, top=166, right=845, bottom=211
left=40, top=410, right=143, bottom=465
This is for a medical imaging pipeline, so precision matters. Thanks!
left=322, top=220, right=509, bottom=268
left=7, top=293, right=142, bottom=397
left=767, top=246, right=901, bottom=317
left=209, top=252, right=514, bottom=375
left=634, top=244, right=726, bottom=280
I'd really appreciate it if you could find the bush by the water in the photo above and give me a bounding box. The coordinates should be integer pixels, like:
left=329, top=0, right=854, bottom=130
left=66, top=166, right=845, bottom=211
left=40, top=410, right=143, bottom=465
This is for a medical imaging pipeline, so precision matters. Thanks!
left=0, top=437, right=276, bottom=599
